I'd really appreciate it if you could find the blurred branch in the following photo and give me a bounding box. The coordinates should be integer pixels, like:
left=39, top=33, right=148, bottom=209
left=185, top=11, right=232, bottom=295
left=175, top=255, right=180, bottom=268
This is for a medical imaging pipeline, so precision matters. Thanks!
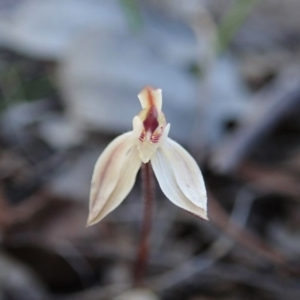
left=238, top=160, right=300, bottom=198
left=211, top=67, right=300, bottom=173
left=59, top=283, right=130, bottom=300
left=208, top=189, right=286, bottom=264
left=148, top=187, right=255, bottom=292
left=198, top=263, right=300, bottom=299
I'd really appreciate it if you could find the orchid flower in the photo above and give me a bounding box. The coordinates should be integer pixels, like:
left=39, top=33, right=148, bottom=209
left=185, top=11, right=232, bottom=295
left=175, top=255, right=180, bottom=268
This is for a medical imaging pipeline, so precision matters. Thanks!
left=87, top=87, right=207, bottom=226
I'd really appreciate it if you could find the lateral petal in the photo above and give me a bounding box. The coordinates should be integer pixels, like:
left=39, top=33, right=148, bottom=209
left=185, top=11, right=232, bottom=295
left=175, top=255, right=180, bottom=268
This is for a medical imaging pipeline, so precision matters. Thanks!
left=88, top=132, right=141, bottom=225
left=151, top=139, right=207, bottom=220
left=164, top=138, right=207, bottom=208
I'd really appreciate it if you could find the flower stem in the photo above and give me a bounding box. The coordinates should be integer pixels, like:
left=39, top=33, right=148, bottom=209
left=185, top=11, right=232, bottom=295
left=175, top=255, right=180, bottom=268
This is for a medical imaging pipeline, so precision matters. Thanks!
left=134, top=162, right=154, bottom=286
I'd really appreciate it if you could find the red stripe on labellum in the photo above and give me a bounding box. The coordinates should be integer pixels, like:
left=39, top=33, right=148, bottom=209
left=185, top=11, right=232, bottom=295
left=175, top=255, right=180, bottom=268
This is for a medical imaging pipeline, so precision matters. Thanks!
left=143, top=105, right=159, bottom=133
left=151, top=134, right=160, bottom=143
left=139, top=132, right=145, bottom=141
left=145, top=86, right=155, bottom=107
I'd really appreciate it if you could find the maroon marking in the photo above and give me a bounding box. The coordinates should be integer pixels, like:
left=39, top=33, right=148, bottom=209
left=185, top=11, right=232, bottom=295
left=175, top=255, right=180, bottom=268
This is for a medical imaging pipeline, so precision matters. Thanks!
left=145, top=86, right=155, bottom=106
left=139, top=132, right=145, bottom=141
left=143, top=105, right=159, bottom=133
left=151, top=134, right=160, bottom=143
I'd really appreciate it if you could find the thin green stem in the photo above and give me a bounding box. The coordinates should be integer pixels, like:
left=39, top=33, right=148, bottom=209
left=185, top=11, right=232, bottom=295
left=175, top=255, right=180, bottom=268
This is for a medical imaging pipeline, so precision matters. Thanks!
left=217, top=0, right=258, bottom=54
left=119, top=0, right=143, bottom=32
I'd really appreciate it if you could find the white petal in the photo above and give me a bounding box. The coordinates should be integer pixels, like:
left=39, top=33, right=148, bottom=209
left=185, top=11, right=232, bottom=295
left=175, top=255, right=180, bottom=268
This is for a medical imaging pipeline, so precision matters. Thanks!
left=88, top=132, right=141, bottom=225
left=151, top=138, right=207, bottom=219
left=164, top=138, right=207, bottom=207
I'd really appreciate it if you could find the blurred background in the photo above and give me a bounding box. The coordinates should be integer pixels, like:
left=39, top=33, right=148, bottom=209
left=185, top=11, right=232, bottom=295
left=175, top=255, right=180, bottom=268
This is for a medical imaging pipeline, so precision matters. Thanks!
left=1, top=0, right=300, bottom=299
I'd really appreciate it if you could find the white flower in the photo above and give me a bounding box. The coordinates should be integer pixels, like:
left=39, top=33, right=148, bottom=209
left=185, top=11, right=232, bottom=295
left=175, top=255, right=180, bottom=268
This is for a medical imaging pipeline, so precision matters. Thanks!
left=87, top=87, right=207, bottom=226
